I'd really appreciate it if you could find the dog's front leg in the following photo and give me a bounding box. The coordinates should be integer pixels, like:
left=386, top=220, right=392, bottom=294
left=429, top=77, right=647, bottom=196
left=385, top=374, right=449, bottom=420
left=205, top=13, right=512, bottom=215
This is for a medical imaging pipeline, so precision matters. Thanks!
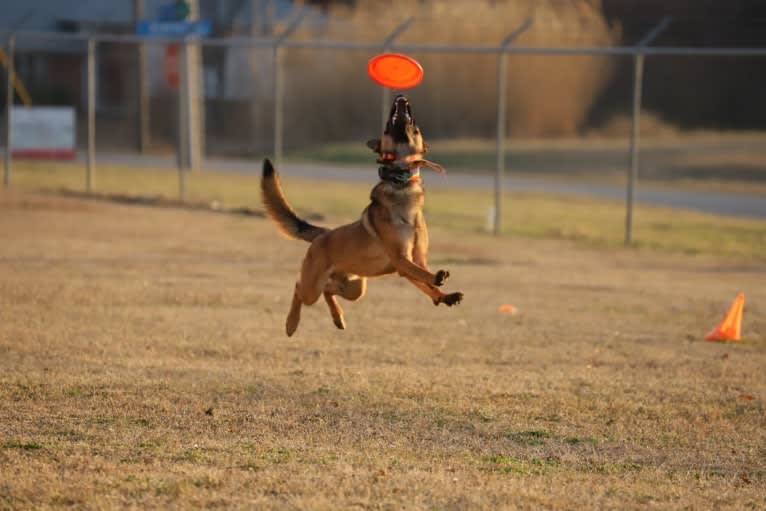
left=405, top=277, right=464, bottom=307
left=405, top=217, right=462, bottom=305
left=376, top=233, right=449, bottom=287
left=411, top=215, right=432, bottom=271
left=388, top=249, right=449, bottom=286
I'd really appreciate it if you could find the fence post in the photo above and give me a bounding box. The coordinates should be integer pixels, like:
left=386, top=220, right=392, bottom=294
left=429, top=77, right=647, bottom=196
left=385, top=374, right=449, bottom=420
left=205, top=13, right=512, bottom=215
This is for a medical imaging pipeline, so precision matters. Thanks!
left=86, top=37, right=96, bottom=192
left=273, top=45, right=285, bottom=167
left=493, top=18, right=533, bottom=236
left=177, top=41, right=188, bottom=202
left=624, top=17, right=671, bottom=245
left=379, top=17, right=415, bottom=128
left=134, top=0, right=151, bottom=153
left=625, top=53, right=643, bottom=245
left=494, top=52, right=507, bottom=236
left=272, top=8, right=307, bottom=168
left=3, top=35, right=14, bottom=187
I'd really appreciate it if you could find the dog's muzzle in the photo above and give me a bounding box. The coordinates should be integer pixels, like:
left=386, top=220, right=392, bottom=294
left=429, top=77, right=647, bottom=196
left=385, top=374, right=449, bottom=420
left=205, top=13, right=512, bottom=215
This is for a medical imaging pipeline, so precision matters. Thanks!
left=390, top=95, right=412, bottom=126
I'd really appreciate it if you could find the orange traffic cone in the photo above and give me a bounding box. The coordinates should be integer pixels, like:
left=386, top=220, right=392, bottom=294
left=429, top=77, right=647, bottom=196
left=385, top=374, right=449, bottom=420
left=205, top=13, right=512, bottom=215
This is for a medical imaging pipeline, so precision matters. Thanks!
left=498, top=304, right=518, bottom=315
left=704, top=293, right=744, bottom=342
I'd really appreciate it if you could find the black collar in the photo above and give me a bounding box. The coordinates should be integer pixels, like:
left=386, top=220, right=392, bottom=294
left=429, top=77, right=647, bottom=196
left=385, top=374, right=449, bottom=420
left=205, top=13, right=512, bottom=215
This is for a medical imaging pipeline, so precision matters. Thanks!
left=378, top=163, right=419, bottom=186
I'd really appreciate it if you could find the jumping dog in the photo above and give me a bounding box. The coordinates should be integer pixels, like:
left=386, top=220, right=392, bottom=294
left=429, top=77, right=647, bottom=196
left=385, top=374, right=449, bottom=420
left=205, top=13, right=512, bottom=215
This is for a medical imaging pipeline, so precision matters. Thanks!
left=261, top=94, right=463, bottom=336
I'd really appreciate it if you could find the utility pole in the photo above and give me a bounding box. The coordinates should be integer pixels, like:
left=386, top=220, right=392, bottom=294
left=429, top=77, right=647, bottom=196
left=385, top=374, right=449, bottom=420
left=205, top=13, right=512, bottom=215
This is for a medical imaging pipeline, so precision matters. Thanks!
left=250, top=0, right=274, bottom=156
left=181, top=0, right=204, bottom=171
left=250, top=0, right=261, bottom=156
left=134, top=0, right=150, bottom=153
left=3, top=36, right=14, bottom=187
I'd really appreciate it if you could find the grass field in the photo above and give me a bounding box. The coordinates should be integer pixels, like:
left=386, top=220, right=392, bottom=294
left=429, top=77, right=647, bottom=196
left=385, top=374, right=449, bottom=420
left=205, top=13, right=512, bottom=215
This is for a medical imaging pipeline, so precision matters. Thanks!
left=6, top=160, right=766, bottom=260
left=1, top=174, right=765, bottom=508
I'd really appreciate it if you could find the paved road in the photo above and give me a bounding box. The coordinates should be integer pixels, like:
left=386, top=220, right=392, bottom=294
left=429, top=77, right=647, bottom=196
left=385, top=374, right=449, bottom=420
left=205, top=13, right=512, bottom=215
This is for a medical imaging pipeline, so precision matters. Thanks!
left=90, top=152, right=766, bottom=219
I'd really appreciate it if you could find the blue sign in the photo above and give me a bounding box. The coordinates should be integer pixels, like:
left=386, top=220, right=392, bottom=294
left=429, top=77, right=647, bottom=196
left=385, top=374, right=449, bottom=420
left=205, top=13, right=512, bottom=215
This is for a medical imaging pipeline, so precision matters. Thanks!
left=158, top=1, right=190, bottom=22
left=136, top=19, right=211, bottom=37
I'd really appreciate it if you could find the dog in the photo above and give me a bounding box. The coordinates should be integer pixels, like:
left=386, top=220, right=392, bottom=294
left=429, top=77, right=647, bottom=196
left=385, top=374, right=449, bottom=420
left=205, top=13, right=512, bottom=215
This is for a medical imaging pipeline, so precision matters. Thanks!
left=261, top=94, right=463, bottom=337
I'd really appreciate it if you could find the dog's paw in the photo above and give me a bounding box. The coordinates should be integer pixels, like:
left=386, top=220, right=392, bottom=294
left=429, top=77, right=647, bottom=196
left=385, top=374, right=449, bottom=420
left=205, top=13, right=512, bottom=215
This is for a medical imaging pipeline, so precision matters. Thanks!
left=332, top=316, right=346, bottom=330
left=442, top=292, right=463, bottom=307
left=434, top=270, right=450, bottom=287
left=286, top=314, right=300, bottom=337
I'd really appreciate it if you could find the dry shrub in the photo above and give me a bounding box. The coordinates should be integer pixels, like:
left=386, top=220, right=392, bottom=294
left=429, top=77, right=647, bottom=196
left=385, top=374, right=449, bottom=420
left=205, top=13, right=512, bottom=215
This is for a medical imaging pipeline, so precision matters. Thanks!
left=504, top=0, right=621, bottom=136
left=272, top=0, right=621, bottom=147
left=588, top=111, right=680, bottom=138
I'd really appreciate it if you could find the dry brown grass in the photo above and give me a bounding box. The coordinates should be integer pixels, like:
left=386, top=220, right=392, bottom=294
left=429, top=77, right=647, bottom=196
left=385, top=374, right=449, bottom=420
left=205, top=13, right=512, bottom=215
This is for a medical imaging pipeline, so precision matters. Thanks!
left=1, top=188, right=765, bottom=509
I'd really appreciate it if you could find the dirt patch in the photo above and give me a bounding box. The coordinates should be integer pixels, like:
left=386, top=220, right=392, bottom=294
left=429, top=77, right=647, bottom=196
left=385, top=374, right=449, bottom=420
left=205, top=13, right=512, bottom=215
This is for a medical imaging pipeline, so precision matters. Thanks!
left=55, top=188, right=267, bottom=218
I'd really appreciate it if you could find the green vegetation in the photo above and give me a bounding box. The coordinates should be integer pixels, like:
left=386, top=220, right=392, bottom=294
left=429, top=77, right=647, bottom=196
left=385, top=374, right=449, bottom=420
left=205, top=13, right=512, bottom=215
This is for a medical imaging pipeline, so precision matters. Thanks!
left=8, top=160, right=766, bottom=260
left=483, top=455, right=559, bottom=475
left=2, top=441, right=43, bottom=450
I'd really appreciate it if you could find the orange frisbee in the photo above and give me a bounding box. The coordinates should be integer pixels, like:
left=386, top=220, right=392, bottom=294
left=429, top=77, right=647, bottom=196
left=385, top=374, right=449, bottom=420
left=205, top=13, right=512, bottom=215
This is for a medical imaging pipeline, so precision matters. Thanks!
left=367, top=53, right=424, bottom=89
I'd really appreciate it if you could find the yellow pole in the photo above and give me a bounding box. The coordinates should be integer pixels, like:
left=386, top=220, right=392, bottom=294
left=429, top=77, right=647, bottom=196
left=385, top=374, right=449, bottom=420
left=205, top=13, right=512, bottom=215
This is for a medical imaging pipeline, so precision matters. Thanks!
left=0, top=47, right=32, bottom=106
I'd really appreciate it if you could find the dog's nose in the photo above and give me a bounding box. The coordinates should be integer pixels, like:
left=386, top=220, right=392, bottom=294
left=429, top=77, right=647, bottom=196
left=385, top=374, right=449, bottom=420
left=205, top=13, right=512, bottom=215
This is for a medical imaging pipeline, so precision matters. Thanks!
left=394, top=96, right=409, bottom=115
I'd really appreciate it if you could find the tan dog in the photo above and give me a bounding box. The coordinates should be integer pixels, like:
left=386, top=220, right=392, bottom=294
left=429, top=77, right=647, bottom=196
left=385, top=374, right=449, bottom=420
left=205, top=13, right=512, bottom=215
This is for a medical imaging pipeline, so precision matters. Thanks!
left=261, top=95, right=463, bottom=336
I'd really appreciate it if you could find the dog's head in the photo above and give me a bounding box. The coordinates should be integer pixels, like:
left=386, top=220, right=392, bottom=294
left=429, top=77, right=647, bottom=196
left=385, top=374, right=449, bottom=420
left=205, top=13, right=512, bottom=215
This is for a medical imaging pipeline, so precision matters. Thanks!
left=367, top=94, right=428, bottom=164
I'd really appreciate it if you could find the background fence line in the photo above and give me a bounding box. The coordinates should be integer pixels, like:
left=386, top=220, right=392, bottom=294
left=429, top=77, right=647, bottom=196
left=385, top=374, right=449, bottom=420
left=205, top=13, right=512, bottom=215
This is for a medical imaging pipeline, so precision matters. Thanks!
left=2, top=35, right=13, bottom=188
left=2, top=26, right=765, bottom=242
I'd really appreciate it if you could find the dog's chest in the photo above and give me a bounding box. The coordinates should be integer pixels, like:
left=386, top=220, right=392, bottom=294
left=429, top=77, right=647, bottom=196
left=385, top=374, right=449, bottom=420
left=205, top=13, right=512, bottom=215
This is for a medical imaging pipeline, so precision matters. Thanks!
left=385, top=185, right=422, bottom=226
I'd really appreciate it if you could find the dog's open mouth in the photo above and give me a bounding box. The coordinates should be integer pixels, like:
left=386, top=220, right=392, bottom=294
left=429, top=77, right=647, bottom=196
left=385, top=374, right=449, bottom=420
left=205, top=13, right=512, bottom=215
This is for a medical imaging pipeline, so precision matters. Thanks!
left=390, top=95, right=412, bottom=127
left=377, top=95, right=446, bottom=176
left=386, top=95, right=414, bottom=140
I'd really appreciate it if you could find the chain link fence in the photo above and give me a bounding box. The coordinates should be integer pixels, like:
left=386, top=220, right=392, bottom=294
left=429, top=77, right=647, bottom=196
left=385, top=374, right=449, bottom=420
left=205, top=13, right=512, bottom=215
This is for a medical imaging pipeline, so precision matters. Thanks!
left=2, top=22, right=765, bottom=239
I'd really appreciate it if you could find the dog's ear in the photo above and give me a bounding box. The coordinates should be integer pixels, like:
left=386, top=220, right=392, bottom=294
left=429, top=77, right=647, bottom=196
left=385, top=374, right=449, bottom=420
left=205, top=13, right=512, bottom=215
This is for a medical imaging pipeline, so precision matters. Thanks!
left=262, top=158, right=275, bottom=177
left=366, top=139, right=381, bottom=154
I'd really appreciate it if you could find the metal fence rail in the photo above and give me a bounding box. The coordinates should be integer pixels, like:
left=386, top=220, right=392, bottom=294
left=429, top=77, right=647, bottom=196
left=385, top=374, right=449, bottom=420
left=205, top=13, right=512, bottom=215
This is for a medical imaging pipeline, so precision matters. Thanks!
left=2, top=20, right=766, bottom=242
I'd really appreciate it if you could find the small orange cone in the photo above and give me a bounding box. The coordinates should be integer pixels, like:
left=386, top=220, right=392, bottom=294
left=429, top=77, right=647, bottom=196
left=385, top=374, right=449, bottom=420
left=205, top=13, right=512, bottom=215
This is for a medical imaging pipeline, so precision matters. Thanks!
left=705, top=293, right=744, bottom=342
left=498, top=304, right=519, bottom=315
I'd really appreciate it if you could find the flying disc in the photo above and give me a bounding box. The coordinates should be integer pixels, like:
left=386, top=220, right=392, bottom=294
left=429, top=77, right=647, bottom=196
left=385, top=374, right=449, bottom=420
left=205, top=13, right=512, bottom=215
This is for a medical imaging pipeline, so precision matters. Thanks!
left=367, top=53, right=424, bottom=89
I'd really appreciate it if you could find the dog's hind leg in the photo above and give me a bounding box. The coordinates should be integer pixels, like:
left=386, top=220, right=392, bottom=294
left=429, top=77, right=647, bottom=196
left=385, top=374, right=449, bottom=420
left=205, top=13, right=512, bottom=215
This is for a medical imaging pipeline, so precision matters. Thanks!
left=286, top=275, right=329, bottom=337
left=286, top=283, right=303, bottom=337
left=285, top=242, right=334, bottom=337
left=341, top=276, right=367, bottom=301
left=298, top=243, right=334, bottom=306
left=321, top=274, right=367, bottom=330
left=323, top=292, right=345, bottom=330
left=327, top=273, right=367, bottom=301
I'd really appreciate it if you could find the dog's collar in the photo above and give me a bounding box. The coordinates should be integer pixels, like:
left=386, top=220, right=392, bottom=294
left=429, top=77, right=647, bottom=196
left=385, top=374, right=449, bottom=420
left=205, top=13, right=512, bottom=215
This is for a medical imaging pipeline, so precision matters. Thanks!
left=376, top=154, right=444, bottom=185
left=378, top=163, right=420, bottom=185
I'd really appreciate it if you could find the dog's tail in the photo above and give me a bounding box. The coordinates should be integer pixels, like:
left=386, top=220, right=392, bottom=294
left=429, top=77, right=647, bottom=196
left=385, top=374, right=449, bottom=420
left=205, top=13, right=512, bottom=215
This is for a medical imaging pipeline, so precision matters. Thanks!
left=260, top=159, right=328, bottom=243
